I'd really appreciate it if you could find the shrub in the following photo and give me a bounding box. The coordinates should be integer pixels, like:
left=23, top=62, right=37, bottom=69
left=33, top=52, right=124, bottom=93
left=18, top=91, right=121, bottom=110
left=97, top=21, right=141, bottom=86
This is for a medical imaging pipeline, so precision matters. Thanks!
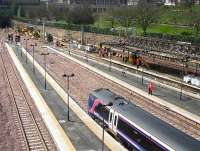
left=181, top=31, right=192, bottom=36
left=0, top=16, right=12, bottom=28
left=33, top=31, right=40, bottom=39
left=47, top=33, right=53, bottom=43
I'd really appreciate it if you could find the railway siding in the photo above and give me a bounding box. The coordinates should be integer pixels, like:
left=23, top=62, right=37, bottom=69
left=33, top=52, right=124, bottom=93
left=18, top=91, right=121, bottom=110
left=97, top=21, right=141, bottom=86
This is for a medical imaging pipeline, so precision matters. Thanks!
left=5, top=43, right=76, bottom=151
left=46, top=46, right=200, bottom=140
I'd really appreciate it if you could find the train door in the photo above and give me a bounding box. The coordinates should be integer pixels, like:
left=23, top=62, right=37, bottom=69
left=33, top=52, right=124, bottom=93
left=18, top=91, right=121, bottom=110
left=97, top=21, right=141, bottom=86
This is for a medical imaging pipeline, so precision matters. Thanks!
left=108, top=109, right=114, bottom=129
left=113, top=112, right=118, bottom=133
left=109, top=109, right=118, bottom=134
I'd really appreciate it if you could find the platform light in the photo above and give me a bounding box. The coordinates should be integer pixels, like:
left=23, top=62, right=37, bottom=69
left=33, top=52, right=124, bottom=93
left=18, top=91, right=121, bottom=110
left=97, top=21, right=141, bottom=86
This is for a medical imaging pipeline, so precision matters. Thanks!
left=62, top=73, right=75, bottom=121
left=41, top=52, right=50, bottom=90
left=24, top=38, right=29, bottom=64
left=30, top=43, right=37, bottom=74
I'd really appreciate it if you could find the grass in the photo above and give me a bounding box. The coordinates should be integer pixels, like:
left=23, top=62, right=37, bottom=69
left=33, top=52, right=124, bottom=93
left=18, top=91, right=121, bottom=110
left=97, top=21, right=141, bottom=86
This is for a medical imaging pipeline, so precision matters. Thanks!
left=93, top=19, right=194, bottom=36
left=16, top=5, right=200, bottom=40
left=144, top=24, right=193, bottom=35
left=93, top=5, right=200, bottom=37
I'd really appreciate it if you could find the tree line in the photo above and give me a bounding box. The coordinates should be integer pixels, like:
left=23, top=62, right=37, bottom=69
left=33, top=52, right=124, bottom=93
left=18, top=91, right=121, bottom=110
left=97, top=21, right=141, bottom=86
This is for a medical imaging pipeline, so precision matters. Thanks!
left=2, top=0, right=200, bottom=37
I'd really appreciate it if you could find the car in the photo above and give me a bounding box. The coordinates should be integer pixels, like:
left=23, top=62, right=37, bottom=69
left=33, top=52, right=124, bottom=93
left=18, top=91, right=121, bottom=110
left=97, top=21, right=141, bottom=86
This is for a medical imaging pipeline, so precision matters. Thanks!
left=183, top=75, right=200, bottom=87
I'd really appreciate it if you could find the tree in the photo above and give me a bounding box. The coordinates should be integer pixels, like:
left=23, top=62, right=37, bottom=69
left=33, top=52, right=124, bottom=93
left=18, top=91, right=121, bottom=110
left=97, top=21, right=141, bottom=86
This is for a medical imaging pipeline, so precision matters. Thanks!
left=183, top=0, right=194, bottom=11
left=0, top=8, right=13, bottom=28
left=67, top=6, right=94, bottom=25
left=0, top=16, right=12, bottom=28
left=190, top=11, right=200, bottom=36
left=107, top=7, right=135, bottom=28
left=47, top=33, right=53, bottom=43
left=136, top=0, right=159, bottom=35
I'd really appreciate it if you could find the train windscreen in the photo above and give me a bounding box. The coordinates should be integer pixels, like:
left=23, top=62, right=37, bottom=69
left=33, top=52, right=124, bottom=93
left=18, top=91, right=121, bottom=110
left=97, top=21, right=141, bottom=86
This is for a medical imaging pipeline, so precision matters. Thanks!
left=95, top=104, right=110, bottom=121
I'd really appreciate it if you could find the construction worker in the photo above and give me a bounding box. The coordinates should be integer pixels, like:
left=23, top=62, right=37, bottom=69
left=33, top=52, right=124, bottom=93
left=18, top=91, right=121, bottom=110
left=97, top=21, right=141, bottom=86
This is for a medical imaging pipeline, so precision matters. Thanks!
left=148, top=82, right=155, bottom=95
left=136, top=58, right=140, bottom=69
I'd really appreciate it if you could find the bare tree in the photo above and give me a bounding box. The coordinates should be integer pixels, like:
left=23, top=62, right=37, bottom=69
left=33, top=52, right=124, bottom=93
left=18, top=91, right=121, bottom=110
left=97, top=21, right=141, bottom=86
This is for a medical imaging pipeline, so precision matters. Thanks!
left=136, top=0, right=158, bottom=35
left=108, top=7, right=135, bottom=28
left=67, top=6, right=94, bottom=25
left=190, top=11, right=200, bottom=36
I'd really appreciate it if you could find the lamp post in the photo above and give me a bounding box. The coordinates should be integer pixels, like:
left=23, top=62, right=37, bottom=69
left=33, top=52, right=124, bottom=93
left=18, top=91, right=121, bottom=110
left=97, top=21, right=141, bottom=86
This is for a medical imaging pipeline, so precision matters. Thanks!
left=16, top=43, right=19, bottom=53
left=141, top=61, right=144, bottom=85
left=41, top=52, right=49, bottom=90
left=109, top=48, right=112, bottom=71
left=85, top=46, right=88, bottom=62
left=62, top=73, right=75, bottom=121
left=101, top=102, right=113, bottom=151
left=180, top=56, right=189, bottom=100
left=180, top=60, right=184, bottom=100
left=43, top=21, right=45, bottom=40
left=30, top=43, right=37, bottom=74
left=24, top=38, right=29, bottom=64
left=122, top=46, right=125, bottom=63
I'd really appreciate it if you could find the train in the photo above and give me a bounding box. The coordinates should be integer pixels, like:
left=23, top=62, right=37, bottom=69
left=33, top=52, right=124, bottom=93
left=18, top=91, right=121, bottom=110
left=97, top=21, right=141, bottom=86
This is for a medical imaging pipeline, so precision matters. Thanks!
left=87, top=88, right=200, bottom=151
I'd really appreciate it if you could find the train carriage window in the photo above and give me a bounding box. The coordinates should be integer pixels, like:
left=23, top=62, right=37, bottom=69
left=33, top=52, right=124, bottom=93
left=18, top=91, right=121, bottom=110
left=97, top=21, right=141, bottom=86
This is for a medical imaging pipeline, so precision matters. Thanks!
left=117, top=118, right=165, bottom=151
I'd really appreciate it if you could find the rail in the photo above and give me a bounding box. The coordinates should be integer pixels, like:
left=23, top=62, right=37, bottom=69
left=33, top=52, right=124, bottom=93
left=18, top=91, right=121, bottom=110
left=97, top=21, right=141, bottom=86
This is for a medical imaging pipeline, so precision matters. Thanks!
left=56, top=46, right=200, bottom=97
left=0, top=47, right=49, bottom=151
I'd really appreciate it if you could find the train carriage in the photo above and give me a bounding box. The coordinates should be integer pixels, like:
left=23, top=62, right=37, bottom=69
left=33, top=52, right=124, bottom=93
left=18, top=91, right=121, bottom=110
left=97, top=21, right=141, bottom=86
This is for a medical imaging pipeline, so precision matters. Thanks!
left=88, top=88, right=200, bottom=151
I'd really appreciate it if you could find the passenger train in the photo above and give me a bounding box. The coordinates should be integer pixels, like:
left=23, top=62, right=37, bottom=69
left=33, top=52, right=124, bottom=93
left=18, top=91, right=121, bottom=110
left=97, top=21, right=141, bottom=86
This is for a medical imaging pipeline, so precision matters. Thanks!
left=87, top=88, right=200, bottom=151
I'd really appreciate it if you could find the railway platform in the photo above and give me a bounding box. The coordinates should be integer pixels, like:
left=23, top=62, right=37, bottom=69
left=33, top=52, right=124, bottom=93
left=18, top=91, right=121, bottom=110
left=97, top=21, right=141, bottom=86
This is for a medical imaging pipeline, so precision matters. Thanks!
left=8, top=43, right=126, bottom=151
left=47, top=46, right=200, bottom=119
left=6, top=43, right=75, bottom=151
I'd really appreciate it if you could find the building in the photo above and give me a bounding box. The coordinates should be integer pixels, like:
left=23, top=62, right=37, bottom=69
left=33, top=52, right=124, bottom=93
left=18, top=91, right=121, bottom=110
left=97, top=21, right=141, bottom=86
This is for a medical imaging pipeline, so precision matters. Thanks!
left=127, top=0, right=139, bottom=5
left=164, top=0, right=200, bottom=5
left=65, top=0, right=127, bottom=6
left=0, top=0, right=40, bottom=6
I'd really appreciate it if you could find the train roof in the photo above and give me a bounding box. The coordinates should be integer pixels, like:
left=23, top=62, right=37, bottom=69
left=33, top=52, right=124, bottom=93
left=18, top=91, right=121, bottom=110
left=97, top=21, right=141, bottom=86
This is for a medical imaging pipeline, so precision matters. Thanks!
left=91, top=88, right=200, bottom=151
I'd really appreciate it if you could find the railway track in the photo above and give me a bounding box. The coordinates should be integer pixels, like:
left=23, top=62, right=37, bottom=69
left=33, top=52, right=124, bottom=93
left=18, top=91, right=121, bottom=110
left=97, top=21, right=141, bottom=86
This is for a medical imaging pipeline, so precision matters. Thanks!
left=0, top=44, right=56, bottom=151
left=20, top=44, right=200, bottom=141
left=56, top=46, right=200, bottom=96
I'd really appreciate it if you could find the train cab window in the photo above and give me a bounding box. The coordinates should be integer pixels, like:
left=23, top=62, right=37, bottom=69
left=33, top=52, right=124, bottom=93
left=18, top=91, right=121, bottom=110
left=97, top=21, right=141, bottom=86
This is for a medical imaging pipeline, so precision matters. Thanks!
left=95, top=104, right=110, bottom=121
left=88, top=95, right=96, bottom=109
left=117, top=118, right=165, bottom=151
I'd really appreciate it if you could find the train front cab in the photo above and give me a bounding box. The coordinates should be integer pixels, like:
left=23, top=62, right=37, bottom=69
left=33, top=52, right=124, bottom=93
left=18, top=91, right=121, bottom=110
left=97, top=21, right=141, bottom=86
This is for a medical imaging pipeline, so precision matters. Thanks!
left=87, top=94, right=171, bottom=151
left=87, top=93, right=119, bottom=133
